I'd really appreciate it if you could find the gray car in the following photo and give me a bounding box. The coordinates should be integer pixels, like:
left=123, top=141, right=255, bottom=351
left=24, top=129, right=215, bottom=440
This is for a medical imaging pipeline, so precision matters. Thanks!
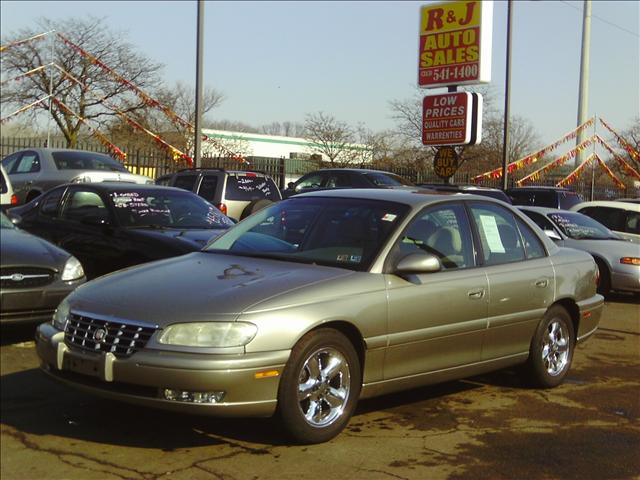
left=1, top=212, right=85, bottom=324
left=519, top=206, right=640, bottom=295
left=35, top=190, right=603, bottom=443
left=1, top=148, right=152, bottom=205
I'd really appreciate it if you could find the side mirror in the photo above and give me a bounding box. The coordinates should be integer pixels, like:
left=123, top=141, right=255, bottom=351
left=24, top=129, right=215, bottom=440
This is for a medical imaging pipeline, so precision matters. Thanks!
left=544, top=229, right=561, bottom=241
left=395, top=252, right=442, bottom=274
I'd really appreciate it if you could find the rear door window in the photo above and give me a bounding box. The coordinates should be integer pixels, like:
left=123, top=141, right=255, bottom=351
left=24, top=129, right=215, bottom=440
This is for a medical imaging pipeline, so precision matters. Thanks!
left=198, top=174, right=220, bottom=202
left=469, top=202, right=526, bottom=265
left=13, top=152, right=40, bottom=173
left=172, top=174, right=199, bottom=192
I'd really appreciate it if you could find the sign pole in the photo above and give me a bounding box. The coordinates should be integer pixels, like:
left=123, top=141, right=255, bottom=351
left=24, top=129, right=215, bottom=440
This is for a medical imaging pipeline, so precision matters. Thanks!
left=501, top=0, right=513, bottom=191
left=194, top=0, right=205, bottom=169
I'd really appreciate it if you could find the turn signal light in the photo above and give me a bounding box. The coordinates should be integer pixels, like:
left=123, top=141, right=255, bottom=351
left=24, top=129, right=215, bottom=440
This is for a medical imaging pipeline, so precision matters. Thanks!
left=217, top=203, right=227, bottom=215
left=620, top=257, right=640, bottom=266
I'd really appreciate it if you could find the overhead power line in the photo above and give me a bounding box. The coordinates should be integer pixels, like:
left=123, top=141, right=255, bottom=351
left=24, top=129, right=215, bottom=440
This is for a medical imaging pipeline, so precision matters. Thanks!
left=559, top=0, right=640, bottom=38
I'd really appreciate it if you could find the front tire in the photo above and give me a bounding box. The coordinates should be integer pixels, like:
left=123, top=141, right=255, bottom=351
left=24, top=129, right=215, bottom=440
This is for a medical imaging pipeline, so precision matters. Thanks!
left=277, top=329, right=361, bottom=444
left=524, top=306, right=575, bottom=388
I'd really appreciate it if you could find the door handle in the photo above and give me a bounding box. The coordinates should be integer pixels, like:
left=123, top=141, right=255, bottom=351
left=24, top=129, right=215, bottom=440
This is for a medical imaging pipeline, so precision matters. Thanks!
left=468, top=288, right=485, bottom=299
left=535, top=279, right=548, bottom=288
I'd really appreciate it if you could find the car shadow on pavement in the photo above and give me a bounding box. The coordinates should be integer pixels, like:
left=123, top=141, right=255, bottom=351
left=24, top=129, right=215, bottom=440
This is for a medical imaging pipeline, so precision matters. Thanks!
left=1, top=366, right=530, bottom=448
left=0, top=324, right=39, bottom=346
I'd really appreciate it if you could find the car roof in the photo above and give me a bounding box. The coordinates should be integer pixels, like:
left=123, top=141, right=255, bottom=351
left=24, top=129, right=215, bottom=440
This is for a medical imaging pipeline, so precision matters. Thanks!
left=55, top=182, right=188, bottom=194
left=517, top=206, right=574, bottom=215
left=305, top=168, right=402, bottom=175
left=572, top=200, right=640, bottom=212
left=506, top=186, right=576, bottom=192
left=8, top=147, right=112, bottom=155
left=295, top=187, right=508, bottom=207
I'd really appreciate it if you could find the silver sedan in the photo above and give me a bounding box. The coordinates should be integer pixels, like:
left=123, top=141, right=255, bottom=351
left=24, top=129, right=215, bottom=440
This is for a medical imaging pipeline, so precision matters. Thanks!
left=519, top=206, right=640, bottom=295
left=36, top=190, right=603, bottom=443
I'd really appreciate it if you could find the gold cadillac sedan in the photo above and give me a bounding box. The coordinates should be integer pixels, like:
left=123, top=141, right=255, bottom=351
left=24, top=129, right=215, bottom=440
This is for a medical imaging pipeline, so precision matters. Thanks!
left=35, top=189, right=603, bottom=443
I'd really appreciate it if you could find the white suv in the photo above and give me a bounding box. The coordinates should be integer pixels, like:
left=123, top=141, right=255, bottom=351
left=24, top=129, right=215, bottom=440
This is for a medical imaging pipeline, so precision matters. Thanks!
left=0, top=165, right=17, bottom=210
left=571, top=200, right=640, bottom=244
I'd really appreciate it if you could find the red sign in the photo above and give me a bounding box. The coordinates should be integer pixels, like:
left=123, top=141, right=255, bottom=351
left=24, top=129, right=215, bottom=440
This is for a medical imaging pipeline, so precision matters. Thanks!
left=418, top=1, right=493, bottom=88
left=422, top=92, right=473, bottom=146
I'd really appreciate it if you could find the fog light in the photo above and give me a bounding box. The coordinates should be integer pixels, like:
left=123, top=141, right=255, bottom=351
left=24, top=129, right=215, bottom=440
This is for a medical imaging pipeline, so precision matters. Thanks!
left=162, top=389, right=225, bottom=404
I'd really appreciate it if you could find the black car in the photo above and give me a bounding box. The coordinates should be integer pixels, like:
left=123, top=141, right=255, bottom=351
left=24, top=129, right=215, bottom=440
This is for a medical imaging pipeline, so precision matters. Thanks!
left=417, top=183, right=512, bottom=203
left=156, top=168, right=281, bottom=222
left=506, top=187, right=583, bottom=209
left=1, top=212, right=85, bottom=324
left=7, top=183, right=233, bottom=279
left=282, top=168, right=415, bottom=198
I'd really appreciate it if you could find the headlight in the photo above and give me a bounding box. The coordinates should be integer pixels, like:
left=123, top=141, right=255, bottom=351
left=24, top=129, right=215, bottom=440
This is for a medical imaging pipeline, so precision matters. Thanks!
left=52, top=298, right=70, bottom=330
left=61, top=256, right=85, bottom=281
left=158, top=322, right=257, bottom=347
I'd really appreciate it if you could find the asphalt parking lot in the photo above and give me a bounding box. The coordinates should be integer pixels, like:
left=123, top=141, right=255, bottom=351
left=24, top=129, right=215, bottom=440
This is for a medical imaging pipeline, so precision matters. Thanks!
left=1, top=294, right=638, bottom=480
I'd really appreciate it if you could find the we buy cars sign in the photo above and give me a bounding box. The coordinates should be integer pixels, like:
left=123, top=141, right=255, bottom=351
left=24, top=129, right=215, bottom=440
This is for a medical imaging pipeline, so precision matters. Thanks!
left=418, top=1, right=493, bottom=88
left=422, top=92, right=482, bottom=146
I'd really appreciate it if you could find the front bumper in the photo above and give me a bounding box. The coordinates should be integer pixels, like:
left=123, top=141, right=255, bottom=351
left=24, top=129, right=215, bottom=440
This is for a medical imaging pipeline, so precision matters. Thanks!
left=576, top=294, right=605, bottom=343
left=35, top=323, right=289, bottom=417
left=611, top=268, right=640, bottom=293
left=1, top=286, right=77, bottom=324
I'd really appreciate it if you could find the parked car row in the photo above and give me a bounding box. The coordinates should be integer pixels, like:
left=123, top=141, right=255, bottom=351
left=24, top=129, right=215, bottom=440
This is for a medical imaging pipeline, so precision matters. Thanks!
left=0, top=147, right=635, bottom=444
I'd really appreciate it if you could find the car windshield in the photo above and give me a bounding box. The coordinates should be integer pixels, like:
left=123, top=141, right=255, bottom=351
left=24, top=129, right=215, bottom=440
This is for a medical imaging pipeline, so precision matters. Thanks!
left=363, top=172, right=415, bottom=187
left=52, top=151, right=129, bottom=172
left=0, top=213, right=14, bottom=229
left=109, top=189, right=235, bottom=229
left=548, top=212, right=618, bottom=240
left=205, top=197, right=410, bottom=271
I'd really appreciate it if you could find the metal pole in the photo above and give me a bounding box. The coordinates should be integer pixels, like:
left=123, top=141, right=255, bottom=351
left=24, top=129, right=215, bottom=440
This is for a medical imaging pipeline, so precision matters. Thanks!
left=46, top=30, right=55, bottom=147
left=194, top=0, right=205, bottom=168
left=501, top=0, right=513, bottom=191
left=576, top=0, right=592, bottom=167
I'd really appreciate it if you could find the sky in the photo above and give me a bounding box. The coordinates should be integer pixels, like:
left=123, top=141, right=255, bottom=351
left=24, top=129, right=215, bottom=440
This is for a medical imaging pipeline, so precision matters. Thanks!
left=1, top=0, right=639, bottom=146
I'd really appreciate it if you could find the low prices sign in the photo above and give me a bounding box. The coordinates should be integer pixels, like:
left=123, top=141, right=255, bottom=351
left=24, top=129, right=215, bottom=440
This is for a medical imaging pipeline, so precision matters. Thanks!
left=418, top=1, right=493, bottom=88
left=422, top=92, right=482, bottom=146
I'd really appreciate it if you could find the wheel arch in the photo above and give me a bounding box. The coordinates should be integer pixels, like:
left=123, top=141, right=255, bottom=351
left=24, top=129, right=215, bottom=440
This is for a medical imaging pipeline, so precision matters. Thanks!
left=308, top=321, right=366, bottom=374
left=550, top=298, right=580, bottom=339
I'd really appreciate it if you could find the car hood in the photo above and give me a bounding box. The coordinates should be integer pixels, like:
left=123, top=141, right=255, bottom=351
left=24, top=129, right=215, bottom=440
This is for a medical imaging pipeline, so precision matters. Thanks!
left=68, top=252, right=355, bottom=326
left=562, top=237, right=640, bottom=259
left=127, top=227, right=228, bottom=249
left=0, top=228, right=69, bottom=268
left=75, top=171, right=151, bottom=184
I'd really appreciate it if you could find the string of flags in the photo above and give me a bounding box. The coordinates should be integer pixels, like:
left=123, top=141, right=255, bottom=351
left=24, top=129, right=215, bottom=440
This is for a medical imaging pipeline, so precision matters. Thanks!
left=1, top=30, right=248, bottom=165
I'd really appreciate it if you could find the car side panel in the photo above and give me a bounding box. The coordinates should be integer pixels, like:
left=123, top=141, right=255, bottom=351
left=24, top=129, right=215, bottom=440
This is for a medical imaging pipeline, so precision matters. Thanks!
left=481, top=258, right=555, bottom=360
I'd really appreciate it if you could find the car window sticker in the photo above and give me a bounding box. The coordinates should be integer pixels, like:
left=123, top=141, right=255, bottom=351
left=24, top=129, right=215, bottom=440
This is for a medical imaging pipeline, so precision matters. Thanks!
left=479, top=215, right=506, bottom=253
left=381, top=213, right=397, bottom=222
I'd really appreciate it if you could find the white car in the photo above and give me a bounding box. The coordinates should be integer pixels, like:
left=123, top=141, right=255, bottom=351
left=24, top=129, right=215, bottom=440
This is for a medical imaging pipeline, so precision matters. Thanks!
left=570, top=200, right=640, bottom=244
left=1, top=148, right=153, bottom=205
left=0, top=165, right=17, bottom=210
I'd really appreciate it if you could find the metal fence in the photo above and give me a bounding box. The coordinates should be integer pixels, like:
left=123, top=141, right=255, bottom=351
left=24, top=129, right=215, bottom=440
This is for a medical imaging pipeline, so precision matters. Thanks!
left=0, top=136, right=631, bottom=200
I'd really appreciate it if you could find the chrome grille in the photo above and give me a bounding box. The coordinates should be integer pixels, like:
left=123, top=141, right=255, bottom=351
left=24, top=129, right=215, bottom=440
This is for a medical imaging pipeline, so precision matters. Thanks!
left=64, top=313, right=156, bottom=357
left=1, top=267, right=54, bottom=288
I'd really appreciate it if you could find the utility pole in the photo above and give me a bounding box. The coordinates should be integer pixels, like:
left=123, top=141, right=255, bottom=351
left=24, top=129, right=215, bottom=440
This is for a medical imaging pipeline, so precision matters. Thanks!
left=501, top=0, right=513, bottom=191
left=576, top=0, right=592, bottom=167
left=194, top=0, right=205, bottom=168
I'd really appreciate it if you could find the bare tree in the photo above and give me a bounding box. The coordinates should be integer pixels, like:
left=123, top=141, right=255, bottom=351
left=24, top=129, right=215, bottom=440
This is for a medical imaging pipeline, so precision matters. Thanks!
left=1, top=17, right=163, bottom=147
left=303, top=112, right=363, bottom=166
left=261, top=121, right=305, bottom=137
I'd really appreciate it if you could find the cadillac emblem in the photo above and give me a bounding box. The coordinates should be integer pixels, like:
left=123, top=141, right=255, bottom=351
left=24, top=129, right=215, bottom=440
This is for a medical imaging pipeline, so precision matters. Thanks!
left=93, top=328, right=108, bottom=343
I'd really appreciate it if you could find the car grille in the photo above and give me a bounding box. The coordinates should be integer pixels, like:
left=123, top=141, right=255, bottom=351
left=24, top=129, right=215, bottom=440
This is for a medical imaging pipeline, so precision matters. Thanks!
left=0, top=267, right=55, bottom=289
left=64, top=313, right=156, bottom=358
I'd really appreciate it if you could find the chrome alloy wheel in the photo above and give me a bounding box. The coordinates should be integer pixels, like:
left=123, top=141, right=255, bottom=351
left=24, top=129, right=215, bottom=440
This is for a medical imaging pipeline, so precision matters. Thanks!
left=542, top=320, right=570, bottom=376
left=297, top=347, right=351, bottom=427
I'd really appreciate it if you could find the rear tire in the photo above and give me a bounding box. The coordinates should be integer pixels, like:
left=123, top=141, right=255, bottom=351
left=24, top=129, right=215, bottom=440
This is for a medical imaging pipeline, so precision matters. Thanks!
left=277, top=329, right=361, bottom=444
left=594, top=258, right=611, bottom=296
left=524, top=305, right=575, bottom=388
left=240, top=199, right=272, bottom=220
